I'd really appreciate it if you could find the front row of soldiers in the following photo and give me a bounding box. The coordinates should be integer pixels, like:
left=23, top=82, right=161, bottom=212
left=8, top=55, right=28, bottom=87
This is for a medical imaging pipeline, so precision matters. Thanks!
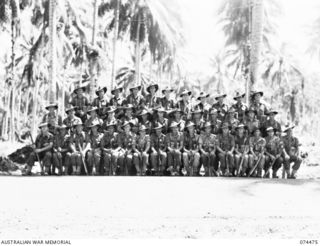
left=24, top=103, right=302, bottom=179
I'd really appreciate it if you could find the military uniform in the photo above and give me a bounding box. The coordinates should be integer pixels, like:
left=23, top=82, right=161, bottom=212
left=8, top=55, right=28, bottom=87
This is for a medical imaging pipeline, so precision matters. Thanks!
left=210, top=119, right=222, bottom=135
left=145, top=94, right=160, bottom=109
left=244, top=118, right=260, bottom=136
left=85, top=131, right=103, bottom=175
left=150, top=130, right=167, bottom=175
left=92, top=96, right=108, bottom=118
left=62, top=115, right=82, bottom=134
left=232, top=102, right=247, bottom=123
left=199, top=131, right=218, bottom=176
left=52, top=128, right=71, bottom=175
left=217, top=132, right=235, bottom=176
left=85, top=116, right=103, bottom=132
left=42, top=112, right=62, bottom=134
left=134, top=130, right=150, bottom=175
left=251, top=102, right=269, bottom=124
left=249, top=135, right=266, bottom=177
left=126, top=94, right=146, bottom=113
left=69, top=130, right=86, bottom=175
left=165, top=130, right=184, bottom=175
left=160, top=96, right=175, bottom=110
left=154, top=117, right=169, bottom=134
left=212, top=102, right=228, bottom=121
left=183, top=130, right=201, bottom=176
left=264, top=134, right=283, bottom=177
left=263, top=119, right=281, bottom=137
left=117, top=131, right=136, bottom=175
left=100, top=130, right=119, bottom=175
left=234, top=133, right=250, bottom=176
left=70, top=95, right=89, bottom=122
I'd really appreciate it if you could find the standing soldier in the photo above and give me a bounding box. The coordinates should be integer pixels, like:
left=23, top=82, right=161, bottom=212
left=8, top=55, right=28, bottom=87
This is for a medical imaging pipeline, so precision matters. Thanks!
left=154, top=106, right=169, bottom=134
left=224, top=107, right=240, bottom=135
left=85, top=121, right=103, bottom=175
left=281, top=124, right=302, bottom=179
left=217, top=123, right=235, bottom=176
left=109, top=85, right=125, bottom=119
left=85, top=106, right=103, bottom=132
left=251, top=91, right=269, bottom=124
left=169, top=108, right=186, bottom=132
left=166, top=122, right=184, bottom=176
left=232, top=92, right=247, bottom=123
left=191, top=108, right=205, bottom=135
left=100, top=121, right=119, bottom=175
left=63, top=105, right=82, bottom=134
left=42, top=103, right=62, bottom=134
left=249, top=127, right=266, bottom=178
left=243, top=108, right=260, bottom=136
left=264, top=127, right=283, bottom=178
left=25, top=122, right=54, bottom=175
left=92, top=86, right=108, bottom=118
left=234, top=124, right=250, bottom=177
left=145, top=83, right=160, bottom=109
left=126, top=84, right=145, bottom=114
left=138, top=109, right=152, bottom=134
left=69, top=119, right=87, bottom=175
left=134, top=125, right=150, bottom=175
left=70, top=85, right=89, bottom=123
left=212, top=93, right=228, bottom=121
left=262, top=109, right=281, bottom=137
left=160, top=86, right=175, bottom=110
left=196, top=92, right=211, bottom=121
left=52, top=124, right=71, bottom=175
left=177, top=89, right=192, bottom=120
left=102, top=106, right=117, bottom=132
left=150, top=123, right=167, bottom=176
left=117, top=121, right=136, bottom=175
left=182, top=121, right=201, bottom=176
left=209, top=108, right=222, bottom=135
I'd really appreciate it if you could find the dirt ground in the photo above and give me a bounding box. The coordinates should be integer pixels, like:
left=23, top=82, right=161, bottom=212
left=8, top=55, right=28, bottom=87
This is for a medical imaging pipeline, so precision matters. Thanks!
left=0, top=176, right=319, bottom=239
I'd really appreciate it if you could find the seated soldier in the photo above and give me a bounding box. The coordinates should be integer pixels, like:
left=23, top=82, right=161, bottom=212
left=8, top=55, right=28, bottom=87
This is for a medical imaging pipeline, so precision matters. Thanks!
left=70, top=85, right=89, bottom=123
left=69, top=119, right=87, bottom=175
left=85, top=120, right=103, bottom=175
left=209, top=108, right=222, bottom=135
left=264, top=127, right=283, bottom=178
left=138, top=109, right=152, bottom=134
left=177, top=89, right=192, bottom=121
left=234, top=124, right=250, bottom=177
left=100, top=121, right=119, bottom=175
left=125, top=84, right=145, bottom=115
left=183, top=121, right=201, bottom=176
left=63, top=105, right=81, bottom=135
left=196, top=92, right=211, bottom=121
left=224, top=107, right=239, bottom=135
left=92, top=86, right=108, bottom=118
left=250, top=91, right=269, bottom=124
left=133, top=125, right=150, bottom=176
left=145, top=83, right=160, bottom=109
left=243, top=108, right=260, bottom=136
left=25, top=122, right=54, bottom=176
left=85, top=106, right=103, bottom=132
left=281, top=124, right=302, bottom=179
left=165, top=122, right=184, bottom=176
left=262, top=109, right=281, bottom=137
left=109, top=85, right=125, bottom=119
left=102, top=106, right=117, bottom=132
left=52, top=124, right=71, bottom=175
left=153, top=106, right=169, bottom=134
left=212, top=93, right=228, bottom=121
left=168, top=107, right=185, bottom=132
left=117, top=121, right=136, bottom=176
left=248, top=127, right=266, bottom=178
left=150, top=123, right=167, bottom=176
left=42, top=102, right=62, bottom=134
left=191, top=108, right=205, bottom=135
left=232, top=92, right=247, bottom=123
left=217, top=123, right=235, bottom=176
left=160, top=86, right=175, bottom=110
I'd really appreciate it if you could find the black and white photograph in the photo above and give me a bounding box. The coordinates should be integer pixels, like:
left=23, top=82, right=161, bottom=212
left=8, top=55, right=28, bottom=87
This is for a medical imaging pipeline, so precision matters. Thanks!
left=0, top=0, right=319, bottom=245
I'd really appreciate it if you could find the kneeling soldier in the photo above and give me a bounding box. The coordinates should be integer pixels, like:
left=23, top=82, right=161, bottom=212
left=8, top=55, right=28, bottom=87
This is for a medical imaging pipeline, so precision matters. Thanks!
left=101, top=121, right=119, bottom=175
left=25, top=122, right=54, bottom=175
left=166, top=122, right=184, bottom=175
left=85, top=120, right=103, bottom=175
left=234, top=124, right=250, bottom=177
left=134, top=125, right=150, bottom=175
left=183, top=121, right=201, bottom=176
left=199, top=122, right=217, bottom=176
left=150, top=123, right=167, bottom=176
left=249, top=127, right=266, bottom=177
left=264, top=127, right=283, bottom=178
left=69, top=120, right=86, bottom=175
left=217, top=123, right=235, bottom=176
left=52, top=124, right=71, bottom=175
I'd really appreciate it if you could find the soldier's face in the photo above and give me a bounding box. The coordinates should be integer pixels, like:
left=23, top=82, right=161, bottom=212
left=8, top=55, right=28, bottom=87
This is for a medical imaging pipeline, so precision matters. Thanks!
left=139, top=130, right=146, bottom=136
left=68, top=110, right=75, bottom=117
left=132, top=88, right=138, bottom=96
left=236, top=97, right=242, bottom=103
left=91, top=126, right=98, bottom=134
left=156, top=128, right=162, bottom=135
left=210, top=112, right=217, bottom=119
left=142, top=114, right=148, bottom=121
left=182, top=94, right=189, bottom=100
left=91, top=111, right=97, bottom=117
left=124, top=124, right=130, bottom=133
left=174, top=112, right=181, bottom=119
left=77, top=89, right=83, bottom=96
left=268, top=130, right=274, bottom=137
left=98, top=91, right=104, bottom=98
left=254, top=94, right=261, bottom=102
left=164, top=91, right=170, bottom=97
left=126, top=109, right=132, bottom=116
left=218, top=97, right=224, bottom=103
left=41, top=126, right=48, bottom=134
left=200, top=97, right=206, bottom=103
left=205, top=126, right=211, bottom=134
left=193, top=112, right=201, bottom=120
left=254, top=130, right=260, bottom=137
left=108, top=111, right=115, bottom=118
left=269, top=113, right=275, bottom=119
left=187, top=126, right=194, bottom=134
left=149, top=86, right=156, bottom=94
left=48, top=107, right=55, bottom=113
left=114, top=90, right=120, bottom=97
left=172, top=126, right=178, bottom=134
left=229, top=112, right=235, bottom=118
left=108, top=126, right=115, bottom=134
left=60, top=128, right=67, bottom=135
left=76, top=125, right=83, bottom=133
left=158, top=112, right=164, bottom=118
left=248, top=112, right=254, bottom=118
left=287, top=129, right=292, bottom=136
left=222, top=128, right=228, bottom=134
left=238, top=128, right=244, bottom=134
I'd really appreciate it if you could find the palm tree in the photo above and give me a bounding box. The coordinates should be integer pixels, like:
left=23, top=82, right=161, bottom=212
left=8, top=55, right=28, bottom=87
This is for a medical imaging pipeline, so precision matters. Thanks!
left=48, top=0, right=57, bottom=102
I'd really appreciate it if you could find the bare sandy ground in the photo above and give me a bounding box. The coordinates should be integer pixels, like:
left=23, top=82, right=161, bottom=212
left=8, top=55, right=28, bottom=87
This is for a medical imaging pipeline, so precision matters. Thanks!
left=0, top=177, right=319, bottom=239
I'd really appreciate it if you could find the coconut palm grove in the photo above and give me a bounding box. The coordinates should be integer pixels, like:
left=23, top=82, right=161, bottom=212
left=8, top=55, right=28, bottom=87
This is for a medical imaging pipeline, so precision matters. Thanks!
left=0, top=0, right=319, bottom=178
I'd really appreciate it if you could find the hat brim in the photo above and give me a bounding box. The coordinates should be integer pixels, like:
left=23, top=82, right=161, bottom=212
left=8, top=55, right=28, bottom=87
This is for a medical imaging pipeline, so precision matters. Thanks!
left=95, top=87, right=107, bottom=96
left=197, top=94, right=209, bottom=100
left=129, top=85, right=141, bottom=91
left=233, top=94, right=245, bottom=100
left=147, top=84, right=159, bottom=93
left=162, top=89, right=174, bottom=94
left=111, top=87, right=123, bottom=95
left=73, top=86, right=86, bottom=94
left=267, top=111, right=278, bottom=115
left=215, top=94, right=227, bottom=99
left=252, top=91, right=264, bottom=97
left=45, top=105, right=58, bottom=110
left=180, top=91, right=192, bottom=97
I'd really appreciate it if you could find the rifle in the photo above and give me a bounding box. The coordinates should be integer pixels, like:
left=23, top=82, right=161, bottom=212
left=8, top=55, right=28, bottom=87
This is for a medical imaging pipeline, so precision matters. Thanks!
left=237, top=145, right=249, bottom=177
left=78, top=143, right=88, bottom=175
left=264, top=155, right=278, bottom=178
left=249, top=154, right=262, bottom=177
left=28, top=131, right=44, bottom=174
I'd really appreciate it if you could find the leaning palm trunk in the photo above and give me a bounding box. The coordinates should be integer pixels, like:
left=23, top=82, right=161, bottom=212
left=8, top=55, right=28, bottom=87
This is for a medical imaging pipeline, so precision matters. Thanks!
left=48, top=0, right=57, bottom=102
left=135, top=13, right=141, bottom=86
left=90, top=0, right=99, bottom=101
left=31, top=79, right=40, bottom=138
left=249, top=0, right=263, bottom=90
left=111, top=0, right=120, bottom=89
left=24, top=87, right=30, bottom=125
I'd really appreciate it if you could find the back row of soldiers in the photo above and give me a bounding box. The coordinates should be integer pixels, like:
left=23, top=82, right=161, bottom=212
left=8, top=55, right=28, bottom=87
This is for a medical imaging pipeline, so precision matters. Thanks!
left=24, top=83, right=302, bottom=179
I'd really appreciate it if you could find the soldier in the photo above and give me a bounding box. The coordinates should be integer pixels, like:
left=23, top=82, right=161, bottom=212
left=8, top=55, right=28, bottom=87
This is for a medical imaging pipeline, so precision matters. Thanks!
left=217, top=123, right=235, bottom=176
left=212, top=93, right=228, bottom=121
left=209, top=108, right=222, bottom=135
left=52, top=124, right=71, bottom=175
left=281, top=124, right=302, bottom=179
left=177, top=89, right=193, bottom=120
left=243, top=108, right=260, bottom=136
left=25, top=122, right=54, bottom=175
left=225, top=107, right=240, bottom=135
left=264, top=127, right=283, bottom=178
left=232, top=92, right=247, bottom=122
left=85, top=121, right=103, bottom=175
left=166, top=122, right=184, bottom=176
left=150, top=123, right=167, bottom=176
left=154, top=106, right=169, bottom=134
left=69, top=119, right=87, bottom=175
left=196, top=92, right=211, bottom=121
left=262, top=109, right=281, bottom=137
left=85, top=106, right=103, bottom=132
left=249, top=127, right=266, bottom=178
left=126, top=84, right=145, bottom=114
left=42, top=103, right=62, bottom=134
left=102, top=106, right=117, bottom=132
left=117, top=121, right=136, bottom=175
left=92, top=86, right=108, bottom=118
left=109, top=85, right=125, bottom=119
left=160, top=86, right=175, bottom=110
left=70, top=85, right=89, bottom=123
left=145, top=83, right=160, bottom=109
left=182, top=121, right=201, bottom=176
left=234, top=124, right=250, bottom=177
left=191, top=108, right=205, bottom=135
left=169, top=108, right=185, bottom=132
left=134, top=125, right=150, bottom=175
left=63, top=105, right=82, bottom=134
left=100, top=121, right=119, bottom=175
left=138, top=109, right=152, bottom=134
left=251, top=91, right=269, bottom=124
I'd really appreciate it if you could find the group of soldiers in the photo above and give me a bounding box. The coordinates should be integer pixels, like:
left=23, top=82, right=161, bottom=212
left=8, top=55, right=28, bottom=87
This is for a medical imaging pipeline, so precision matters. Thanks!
left=24, top=82, right=302, bottom=179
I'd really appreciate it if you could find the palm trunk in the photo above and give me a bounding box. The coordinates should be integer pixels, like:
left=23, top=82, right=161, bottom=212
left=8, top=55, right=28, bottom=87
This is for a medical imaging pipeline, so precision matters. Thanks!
left=49, top=0, right=57, bottom=102
left=31, top=79, right=40, bottom=138
left=111, top=0, right=120, bottom=89
left=24, top=87, right=30, bottom=124
left=10, top=6, right=16, bottom=142
left=17, top=86, right=22, bottom=131
left=135, top=12, right=141, bottom=86
left=89, top=0, right=98, bottom=102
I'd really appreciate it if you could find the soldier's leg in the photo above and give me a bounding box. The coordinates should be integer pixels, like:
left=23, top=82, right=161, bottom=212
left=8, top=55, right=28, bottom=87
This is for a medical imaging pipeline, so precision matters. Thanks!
left=117, top=150, right=125, bottom=175
left=200, top=152, right=209, bottom=176
left=64, top=153, right=72, bottom=175
left=174, top=150, right=182, bottom=175
left=76, top=153, right=83, bottom=175
left=167, top=150, right=174, bottom=175
left=150, top=152, right=158, bottom=173
left=103, top=150, right=111, bottom=175
left=290, top=155, right=302, bottom=179
left=234, top=154, right=241, bottom=173
left=193, top=152, right=201, bottom=176
left=25, top=152, right=37, bottom=174
left=43, top=151, right=52, bottom=175
left=133, top=152, right=140, bottom=175
left=70, top=153, right=77, bottom=175
left=93, top=149, right=101, bottom=175
left=226, top=152, right=234, bottom=176
left=86, top=150, right=94, bottom=175
left=125, top=152, right=133, bottom=176
left=182, top=152, right=189, bottom=173
left=257, top=154, right=265, bottom=178
left=247, top=154, right=254, bottom=175
left=218, top=153, right=226, bottom=174
left=208, top=151, right=216, bottom=176
left=141, top=152, right=148, bottom=175
left=159, top=150, right=167, bottom=175
left=53, top=152, right=62, bottom=175
left=241, top=154, right=249, bottom=176
left=272, top=157, right=283, bottom=178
